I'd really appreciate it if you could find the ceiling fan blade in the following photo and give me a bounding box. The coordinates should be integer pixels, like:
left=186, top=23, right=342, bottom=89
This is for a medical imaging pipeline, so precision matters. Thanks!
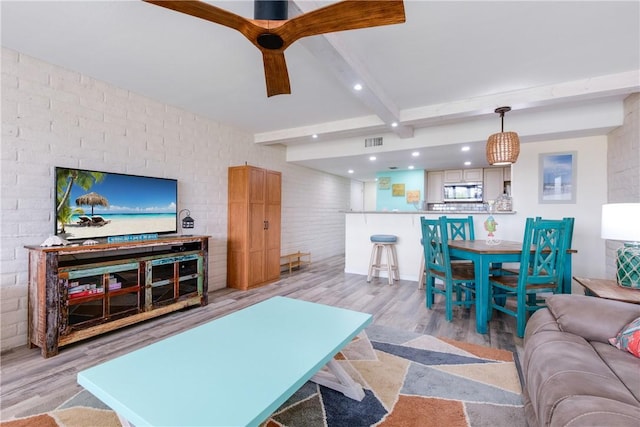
left=143, top=0, right=258, bottom=36
left=143, top=1, right=404, bottom=97
left=279, top=0, right=405, bottom=44
left=262, top=51, right=291, bottom=97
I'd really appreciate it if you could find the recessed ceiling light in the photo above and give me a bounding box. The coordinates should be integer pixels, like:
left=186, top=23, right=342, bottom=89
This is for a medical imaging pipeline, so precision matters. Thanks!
left=464, top=161, right=471, bottom=166
left=461, top=146, right=470, bottom=152
left=408, top=165, right=414, bottom=170
left=353, top=83, right=363, bottom=91
left=369, top=156, right=376, bottom=161
left=412, top=151, right=420, bottom=157
left=348, top=169, right=354, bottom=174
left=391, top=122, right=398, bottom=127
left=312, top=134, right=318, bottom=139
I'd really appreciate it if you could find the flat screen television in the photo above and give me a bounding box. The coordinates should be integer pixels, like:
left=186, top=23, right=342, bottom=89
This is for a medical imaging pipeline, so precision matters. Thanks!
left=55, top=167, right=178, bottom=241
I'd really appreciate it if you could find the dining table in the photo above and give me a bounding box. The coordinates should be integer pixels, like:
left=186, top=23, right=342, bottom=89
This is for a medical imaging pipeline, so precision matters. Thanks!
left=447, top=239, right=575, bottom=334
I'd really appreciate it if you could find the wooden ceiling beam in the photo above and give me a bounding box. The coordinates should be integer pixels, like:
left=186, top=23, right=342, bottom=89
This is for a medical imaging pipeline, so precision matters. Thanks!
left=292, top=0, right=414, bottom=139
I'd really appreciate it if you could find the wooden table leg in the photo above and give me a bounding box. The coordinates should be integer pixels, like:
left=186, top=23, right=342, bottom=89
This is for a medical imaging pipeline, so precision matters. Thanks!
left=310, top=358, right=365, bottom=401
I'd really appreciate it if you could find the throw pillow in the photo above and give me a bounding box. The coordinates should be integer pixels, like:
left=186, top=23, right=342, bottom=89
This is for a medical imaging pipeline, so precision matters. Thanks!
left=609, top=316, right=640, bottom=358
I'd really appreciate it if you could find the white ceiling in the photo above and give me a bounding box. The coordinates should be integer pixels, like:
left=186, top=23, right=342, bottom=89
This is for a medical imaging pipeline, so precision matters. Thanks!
left=2, top=1, right=639, bottom=181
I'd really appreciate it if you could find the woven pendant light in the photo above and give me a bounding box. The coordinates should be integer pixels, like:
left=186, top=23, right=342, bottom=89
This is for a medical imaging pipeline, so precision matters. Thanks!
left=486, top=106, right=520, bottom=165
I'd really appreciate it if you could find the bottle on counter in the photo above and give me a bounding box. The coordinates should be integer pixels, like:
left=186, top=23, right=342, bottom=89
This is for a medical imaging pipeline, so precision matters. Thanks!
left=496, top=193, right=512, bottom=211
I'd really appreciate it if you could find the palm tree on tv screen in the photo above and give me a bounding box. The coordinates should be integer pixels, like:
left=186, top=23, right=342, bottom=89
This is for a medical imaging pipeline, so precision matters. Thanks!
left=56, top=169, right=105, bottom=231
left=57, top=203, right=83, bottom=234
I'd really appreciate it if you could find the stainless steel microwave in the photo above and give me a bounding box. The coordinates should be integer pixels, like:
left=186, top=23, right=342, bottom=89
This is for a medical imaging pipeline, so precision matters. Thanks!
left=443, top=183, right=483, bottom=202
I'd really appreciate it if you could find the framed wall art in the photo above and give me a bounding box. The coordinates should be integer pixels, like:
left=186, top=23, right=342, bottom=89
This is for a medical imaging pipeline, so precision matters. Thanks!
left=378, top=177, right=391, bottom=190
left=392, top=183, right=405, bottom=197
left=406, top=190, right=420, bottom=203
left=539, top=152, right=577, bottom=204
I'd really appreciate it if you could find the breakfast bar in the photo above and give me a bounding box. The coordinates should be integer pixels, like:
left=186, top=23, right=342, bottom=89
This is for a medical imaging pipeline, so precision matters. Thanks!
left=345, top=211, right=520, bottom=282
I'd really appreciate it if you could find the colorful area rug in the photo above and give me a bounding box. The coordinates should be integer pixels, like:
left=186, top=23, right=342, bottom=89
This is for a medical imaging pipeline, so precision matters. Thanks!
left=1, top=325, right=524, bottom=427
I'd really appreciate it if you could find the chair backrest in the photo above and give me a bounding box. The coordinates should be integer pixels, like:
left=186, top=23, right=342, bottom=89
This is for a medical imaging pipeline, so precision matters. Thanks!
left=533, top=216, right=575, bottom=248
left=441, top=216, right=475, bottom=241
left=421, top=217, right=453, bottom=277
left=518, top=217, right=572, bottom=290
left=563, top=217, right=575, bottom=247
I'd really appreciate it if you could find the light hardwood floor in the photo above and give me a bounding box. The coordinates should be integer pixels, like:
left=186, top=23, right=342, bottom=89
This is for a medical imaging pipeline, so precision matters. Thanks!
left=0, top=255, right=523, bottom=421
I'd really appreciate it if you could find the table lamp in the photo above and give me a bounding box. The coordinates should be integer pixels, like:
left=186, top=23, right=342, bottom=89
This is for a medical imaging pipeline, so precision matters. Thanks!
left=601, top=203, right=640, bottom=288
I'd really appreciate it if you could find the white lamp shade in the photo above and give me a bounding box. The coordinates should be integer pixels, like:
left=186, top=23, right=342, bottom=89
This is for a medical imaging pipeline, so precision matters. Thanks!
left=601, top=203, right=640, bottom=242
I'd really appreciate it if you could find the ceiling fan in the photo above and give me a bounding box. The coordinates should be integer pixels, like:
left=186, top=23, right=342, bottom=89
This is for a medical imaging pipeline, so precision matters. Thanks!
left=143, top=0, right=406, bottom=97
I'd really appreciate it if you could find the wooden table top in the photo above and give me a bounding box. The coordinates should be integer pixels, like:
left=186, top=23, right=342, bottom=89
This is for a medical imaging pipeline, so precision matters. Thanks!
left=574, top=276, right=640, bottom=304
left=448, top=240, right=577, bottom=255
left=447, top=240, right=523, bottom=254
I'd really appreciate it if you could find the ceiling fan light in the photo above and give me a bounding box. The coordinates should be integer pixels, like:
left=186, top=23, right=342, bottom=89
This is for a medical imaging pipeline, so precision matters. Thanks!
left=486, top=131, right=520, bottom=165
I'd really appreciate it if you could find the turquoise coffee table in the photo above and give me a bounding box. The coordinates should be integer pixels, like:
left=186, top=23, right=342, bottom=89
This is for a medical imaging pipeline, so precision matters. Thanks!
left=77, top=296, right=372, bottom=426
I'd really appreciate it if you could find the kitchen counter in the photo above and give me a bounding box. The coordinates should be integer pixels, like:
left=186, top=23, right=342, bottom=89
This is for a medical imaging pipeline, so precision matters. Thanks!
left=345, top=211, right=523, bottom=282
left=345, top=210, right=516, bottom=214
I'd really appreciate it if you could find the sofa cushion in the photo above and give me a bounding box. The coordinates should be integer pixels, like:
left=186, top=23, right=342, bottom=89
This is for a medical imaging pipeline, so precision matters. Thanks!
left=524, top=330, right=639, bottom=426
left=592, top=341, right=640, bottom=402
left=552, top=395, right=640, bottom=427
left=545, top=294, right=640, bottom=343
left=609, top=316, right=640, bottom=358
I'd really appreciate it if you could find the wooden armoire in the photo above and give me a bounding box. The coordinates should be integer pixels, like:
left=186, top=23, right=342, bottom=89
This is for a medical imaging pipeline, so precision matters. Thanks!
left=227, top=165, right=282, bottom=290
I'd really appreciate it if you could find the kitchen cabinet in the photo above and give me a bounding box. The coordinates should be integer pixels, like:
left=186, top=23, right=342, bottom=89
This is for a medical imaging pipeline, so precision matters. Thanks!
left=426, top=171, right=444, bottom=203
left=483, top=167, right=505, bottom=201
left=463, top=168, right=483, bottom=182
left=504, top=166, right=511, bottom=181
left=26, top=236, right=208, bottom=358
left=443, top=168, right=483, bottom=183
left=443, top=169, right=463, bottom=183
left=227, top=165, right=282, bottom=290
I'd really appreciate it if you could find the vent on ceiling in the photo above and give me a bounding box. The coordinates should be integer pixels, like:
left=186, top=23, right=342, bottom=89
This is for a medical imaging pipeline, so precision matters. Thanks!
left=364, top=137, right=383, bottom=148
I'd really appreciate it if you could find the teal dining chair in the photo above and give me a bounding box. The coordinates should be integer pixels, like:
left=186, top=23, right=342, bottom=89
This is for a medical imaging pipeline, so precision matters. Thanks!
left=421, top=217, right=476, bottom=321
left=498, top=216, right=574, bottom=276
left=444, top=215, right=475, bottom=241
left=443, top=215, right=476, bottom=272
left=418, top=216, right=474, bottom=289
left=488, top=217, right=572, bottom=337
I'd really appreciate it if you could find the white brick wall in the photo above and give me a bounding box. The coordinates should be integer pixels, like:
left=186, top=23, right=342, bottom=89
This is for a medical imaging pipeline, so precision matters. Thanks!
left=0, top=47, right=349, bottom=352
left=605, top=93, right=640, bottom=277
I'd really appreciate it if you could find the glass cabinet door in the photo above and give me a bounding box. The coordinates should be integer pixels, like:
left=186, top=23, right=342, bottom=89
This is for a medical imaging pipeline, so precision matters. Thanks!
left=106, top=263, right=141, bottom=319
left=64, top=269, right=105, bottom=328
left=146, top=257, right=175, bottom=307
left=145, top=253, right=203, bottom=309
left=178, top=255, right=203, bottom=297
left=61, top=261, right=140, bottom=330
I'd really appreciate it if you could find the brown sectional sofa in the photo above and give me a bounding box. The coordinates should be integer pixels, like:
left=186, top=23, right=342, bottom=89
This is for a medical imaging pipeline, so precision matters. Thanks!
left=523, top=294, right=640, bottom=426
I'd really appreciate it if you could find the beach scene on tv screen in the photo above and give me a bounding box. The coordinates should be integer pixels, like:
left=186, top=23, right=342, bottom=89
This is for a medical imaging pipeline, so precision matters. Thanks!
left=56, top=168, right=177, bottom=240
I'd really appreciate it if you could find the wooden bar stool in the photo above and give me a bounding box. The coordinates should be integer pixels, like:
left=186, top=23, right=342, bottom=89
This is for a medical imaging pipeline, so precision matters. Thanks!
left=367, top=234, right=400, bottom=285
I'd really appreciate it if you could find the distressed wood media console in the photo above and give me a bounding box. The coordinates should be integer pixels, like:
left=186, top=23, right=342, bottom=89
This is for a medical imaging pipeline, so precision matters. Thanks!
left=26, top=235, right=209, bottom=358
